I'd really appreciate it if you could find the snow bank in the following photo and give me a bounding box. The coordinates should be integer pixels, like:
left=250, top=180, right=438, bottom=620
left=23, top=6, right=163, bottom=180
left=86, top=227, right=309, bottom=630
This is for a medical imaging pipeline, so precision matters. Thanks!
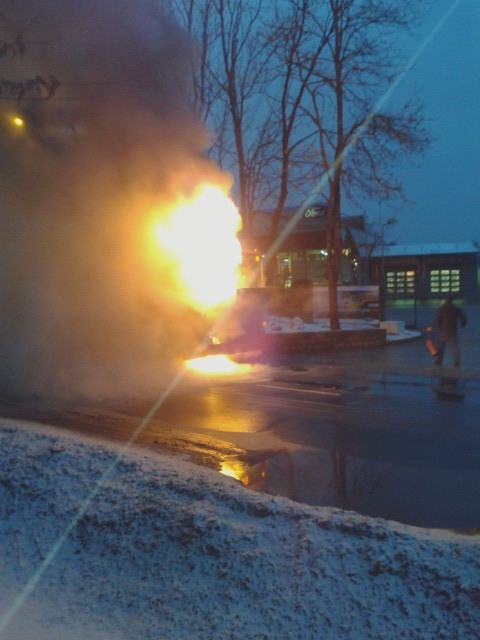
left=265, top=315, right=379, bottom=334
left=0, top=420, right=478, bottom=639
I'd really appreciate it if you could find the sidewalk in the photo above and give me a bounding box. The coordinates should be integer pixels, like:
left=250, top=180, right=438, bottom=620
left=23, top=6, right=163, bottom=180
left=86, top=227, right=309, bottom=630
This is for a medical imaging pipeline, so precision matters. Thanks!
left=383, top=301, right=480, bottom=376
left=259, top=302, right=480, bottom=393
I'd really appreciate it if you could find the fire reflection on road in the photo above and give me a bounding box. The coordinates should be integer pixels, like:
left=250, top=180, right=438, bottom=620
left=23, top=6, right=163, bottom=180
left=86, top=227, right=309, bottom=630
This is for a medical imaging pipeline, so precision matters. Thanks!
left=221, top=449, right=292, bottom=489
left=220, top=444, right=480, bottom=531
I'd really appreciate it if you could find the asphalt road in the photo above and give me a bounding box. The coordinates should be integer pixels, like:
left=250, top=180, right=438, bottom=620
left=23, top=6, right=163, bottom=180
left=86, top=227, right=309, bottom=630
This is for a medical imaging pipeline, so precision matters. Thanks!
left=2, top=302, right=479, bottom=531
left=171, top=363, right=480, bottom=531
left=5, top=355, right=475, bottom=531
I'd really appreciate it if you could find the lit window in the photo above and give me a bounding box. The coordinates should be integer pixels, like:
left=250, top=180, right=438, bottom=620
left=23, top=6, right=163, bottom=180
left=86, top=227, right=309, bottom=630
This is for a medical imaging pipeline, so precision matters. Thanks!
left=386, top=269, right=416, bottom=294
left=429, top=267, right=461, bottom=294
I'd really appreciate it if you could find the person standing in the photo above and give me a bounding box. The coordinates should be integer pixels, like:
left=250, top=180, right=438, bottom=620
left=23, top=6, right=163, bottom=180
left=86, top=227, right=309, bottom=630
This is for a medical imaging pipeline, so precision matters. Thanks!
left=429, top=296, right=467, bottom=366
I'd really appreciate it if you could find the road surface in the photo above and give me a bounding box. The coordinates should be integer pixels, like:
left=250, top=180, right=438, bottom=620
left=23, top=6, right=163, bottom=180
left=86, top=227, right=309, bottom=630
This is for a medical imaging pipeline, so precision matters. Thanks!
left=2, top=353, right=479, bottom=531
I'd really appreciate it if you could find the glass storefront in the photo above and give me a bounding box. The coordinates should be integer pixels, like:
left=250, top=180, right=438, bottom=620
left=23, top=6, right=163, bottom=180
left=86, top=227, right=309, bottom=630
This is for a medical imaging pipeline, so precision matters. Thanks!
left=274, top=249, right=354, bottom=287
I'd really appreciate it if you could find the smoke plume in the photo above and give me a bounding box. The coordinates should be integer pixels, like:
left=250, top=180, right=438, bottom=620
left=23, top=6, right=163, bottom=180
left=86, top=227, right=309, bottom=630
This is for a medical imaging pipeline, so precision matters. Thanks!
left=0, top=0, right=224, bottom=401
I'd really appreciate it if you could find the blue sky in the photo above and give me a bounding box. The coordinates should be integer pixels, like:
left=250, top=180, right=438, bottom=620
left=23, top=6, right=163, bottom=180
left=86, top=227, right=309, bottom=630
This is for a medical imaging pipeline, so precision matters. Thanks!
left=382, top=0, right=479, bottom=245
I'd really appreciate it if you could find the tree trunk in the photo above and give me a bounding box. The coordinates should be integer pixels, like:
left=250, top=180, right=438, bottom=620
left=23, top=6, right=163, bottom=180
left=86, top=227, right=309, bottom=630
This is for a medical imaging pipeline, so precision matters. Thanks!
left=326, top=178, right=341, bottom=331
left=267, top=152, right=289, bottom=286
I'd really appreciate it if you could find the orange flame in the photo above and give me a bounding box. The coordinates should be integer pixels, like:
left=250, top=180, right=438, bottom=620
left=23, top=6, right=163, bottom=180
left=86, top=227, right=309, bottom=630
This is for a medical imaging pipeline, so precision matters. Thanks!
left=151, top=184, right=242, bottom=313
left=185, top=354, right=252, bottom=376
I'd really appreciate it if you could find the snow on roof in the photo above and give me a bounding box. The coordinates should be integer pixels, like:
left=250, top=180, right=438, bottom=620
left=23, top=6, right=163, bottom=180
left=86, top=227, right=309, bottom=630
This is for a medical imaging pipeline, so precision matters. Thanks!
left=1, top=421, right=479, bottom=639
left=371, top=242, right=480, bottom=258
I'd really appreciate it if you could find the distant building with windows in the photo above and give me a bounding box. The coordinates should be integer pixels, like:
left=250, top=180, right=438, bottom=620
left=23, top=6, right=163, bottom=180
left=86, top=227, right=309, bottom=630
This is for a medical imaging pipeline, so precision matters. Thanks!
left=245, top=204, right=480, bottom=301
left=370, top=242, right=480, bottom=301
left=247, top=204, right=363, bottom=287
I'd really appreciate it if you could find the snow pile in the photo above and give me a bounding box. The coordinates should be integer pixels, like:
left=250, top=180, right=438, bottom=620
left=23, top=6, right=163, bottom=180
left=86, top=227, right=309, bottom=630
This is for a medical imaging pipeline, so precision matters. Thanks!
left=265, top=315, right=380, bottom=334
left=264, top=315, right=421, bottom=343
left=266, top=315, right=307, bottom=333
left=0, top=420, right=479, bottom=639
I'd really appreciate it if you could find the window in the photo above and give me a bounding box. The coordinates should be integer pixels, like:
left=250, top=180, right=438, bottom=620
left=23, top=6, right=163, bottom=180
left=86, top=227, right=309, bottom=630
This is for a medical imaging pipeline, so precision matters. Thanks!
left=276, top=250, right=329, bottom=287
left=386, top=269, right=416, bottom=294
left=290, top=252, right=306, bottom=278
left=430, top=268, right=460, bottom=294
left=276, top=252, right=293, bottom=288
left=306, top=250, right=327, bottom=283
left=275, top=252, right=307, bottom=287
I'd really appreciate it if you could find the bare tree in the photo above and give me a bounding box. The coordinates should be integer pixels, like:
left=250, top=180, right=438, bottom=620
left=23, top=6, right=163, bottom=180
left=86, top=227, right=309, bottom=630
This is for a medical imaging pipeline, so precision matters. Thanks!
left=165, top=0, right=430, bottom=330
left=0, top=12, right=60, bottom=103
left=264, top=0, right=331, bottom=239
left=211, top=0, right=276, bottom=233
left=165, top=0, right=276, bottom=235
left=302, top=0, right=430, bottom=329
left=164, top=0, right=219, bottom=121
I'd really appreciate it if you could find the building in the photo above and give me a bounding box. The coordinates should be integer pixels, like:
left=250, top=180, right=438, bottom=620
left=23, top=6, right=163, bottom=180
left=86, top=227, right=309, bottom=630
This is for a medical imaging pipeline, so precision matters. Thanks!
left=370, top=242, right=480, bottom=301
left=246, top=204, right=363, bottom=287
left=244, top=203, right=480, bottom=301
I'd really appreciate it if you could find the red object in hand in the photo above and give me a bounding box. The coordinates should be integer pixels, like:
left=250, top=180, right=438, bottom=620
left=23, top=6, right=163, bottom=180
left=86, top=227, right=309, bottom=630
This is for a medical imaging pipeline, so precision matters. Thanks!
left=425, top=337, right=438, bottom=357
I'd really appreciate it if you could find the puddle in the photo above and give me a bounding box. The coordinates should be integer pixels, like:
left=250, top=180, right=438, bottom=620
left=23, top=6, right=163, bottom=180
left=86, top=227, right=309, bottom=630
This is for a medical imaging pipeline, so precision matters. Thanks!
left=221, top=447, right=480, bottom=531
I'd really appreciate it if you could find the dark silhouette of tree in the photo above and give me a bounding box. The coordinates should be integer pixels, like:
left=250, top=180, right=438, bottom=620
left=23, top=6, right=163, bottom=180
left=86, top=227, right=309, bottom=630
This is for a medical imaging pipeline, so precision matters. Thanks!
left=165, top=0, right=276, bottom=236
left=265, top=0, right=331, bottom=240
left=0, top=15, right=60, bottom=102
left=166, top=0, right=431, bottom=329
left=301, top=0, right=430, bottom=328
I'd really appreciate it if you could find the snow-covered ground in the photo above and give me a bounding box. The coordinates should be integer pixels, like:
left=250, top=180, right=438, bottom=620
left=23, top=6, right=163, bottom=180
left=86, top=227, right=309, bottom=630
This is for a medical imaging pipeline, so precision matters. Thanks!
left=265, top=315, right=380, bottom=334
left=264, top=315, right=421, bottom=343
left=0, top=420, right=479, bottom=639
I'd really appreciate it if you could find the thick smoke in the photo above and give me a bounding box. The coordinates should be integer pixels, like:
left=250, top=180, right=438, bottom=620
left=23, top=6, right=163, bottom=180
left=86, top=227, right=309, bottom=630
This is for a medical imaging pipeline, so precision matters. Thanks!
left=0, top=0, right=224, bottom=401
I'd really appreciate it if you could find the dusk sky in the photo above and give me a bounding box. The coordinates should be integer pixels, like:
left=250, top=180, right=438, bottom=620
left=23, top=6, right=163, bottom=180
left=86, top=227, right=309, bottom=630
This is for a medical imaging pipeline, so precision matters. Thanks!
left=382, top=0, right=479, bottom=246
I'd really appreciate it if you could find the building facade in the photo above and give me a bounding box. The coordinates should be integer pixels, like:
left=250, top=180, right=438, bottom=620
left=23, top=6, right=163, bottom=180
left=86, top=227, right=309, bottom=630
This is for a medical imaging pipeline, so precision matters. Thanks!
left=370, top=243, right=480, bottom=301
left=245, top=204, right=480, bottom=301
left=247, top=204, right=363, bottom=288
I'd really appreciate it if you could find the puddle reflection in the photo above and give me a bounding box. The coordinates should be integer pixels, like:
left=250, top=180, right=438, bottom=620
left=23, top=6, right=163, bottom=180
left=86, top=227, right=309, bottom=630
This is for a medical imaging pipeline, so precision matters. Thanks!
left=222, top=447, right=480, bottom=531
left=221, top=449, right=287, bottom=488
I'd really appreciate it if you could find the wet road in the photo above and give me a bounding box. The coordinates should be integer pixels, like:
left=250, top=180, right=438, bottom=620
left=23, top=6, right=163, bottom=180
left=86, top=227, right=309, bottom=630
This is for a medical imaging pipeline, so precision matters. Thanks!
left=106, top=354, right=480, bottom=531
left=2, top=302, right=479, bottom=531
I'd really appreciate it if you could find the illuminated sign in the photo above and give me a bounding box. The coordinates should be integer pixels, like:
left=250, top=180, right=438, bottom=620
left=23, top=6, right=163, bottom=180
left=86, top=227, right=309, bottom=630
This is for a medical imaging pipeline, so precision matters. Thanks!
left=304, top=207, right=326, bottom=219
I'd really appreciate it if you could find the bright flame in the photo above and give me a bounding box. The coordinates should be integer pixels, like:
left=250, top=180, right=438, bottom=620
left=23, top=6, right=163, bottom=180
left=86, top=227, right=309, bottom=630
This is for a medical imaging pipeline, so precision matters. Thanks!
left=152, top=184, right=242, bottom=312
left=13, top=116, right=24, bottom=127
left=185, top=354, right=248, bottom=375
left=220, top=460, right=248, bottom=483
left=220, top=459, right=267, bottom=486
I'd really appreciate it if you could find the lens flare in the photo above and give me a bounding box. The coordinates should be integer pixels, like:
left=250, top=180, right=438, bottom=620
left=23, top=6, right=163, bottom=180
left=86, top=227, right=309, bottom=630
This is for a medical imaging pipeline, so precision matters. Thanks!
left=152, top=184, right=242, bottom=312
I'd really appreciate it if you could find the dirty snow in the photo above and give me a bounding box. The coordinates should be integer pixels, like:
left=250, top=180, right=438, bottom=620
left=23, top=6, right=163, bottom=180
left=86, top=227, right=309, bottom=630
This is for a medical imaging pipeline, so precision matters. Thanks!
left=265, top=315, right=379, bottom=334
left=0, top=420, right=479, bottom=639
left=264, top=315, right=421, bottom=342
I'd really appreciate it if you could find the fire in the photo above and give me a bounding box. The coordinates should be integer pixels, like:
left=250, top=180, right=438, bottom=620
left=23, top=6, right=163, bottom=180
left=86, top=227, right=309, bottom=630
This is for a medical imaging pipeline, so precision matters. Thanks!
left=220, top=460, right=248, bottom=483
left=185, top=354, right=251, bottom=376
left=220, top=459, right=267, bottom=486
left=151, top=184, right=242, bottom=313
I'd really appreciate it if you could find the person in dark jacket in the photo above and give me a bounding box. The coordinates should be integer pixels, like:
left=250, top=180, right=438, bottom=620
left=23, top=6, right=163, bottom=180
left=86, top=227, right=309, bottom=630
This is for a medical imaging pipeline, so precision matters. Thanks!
left=429, top=296, right=467, bottom=366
